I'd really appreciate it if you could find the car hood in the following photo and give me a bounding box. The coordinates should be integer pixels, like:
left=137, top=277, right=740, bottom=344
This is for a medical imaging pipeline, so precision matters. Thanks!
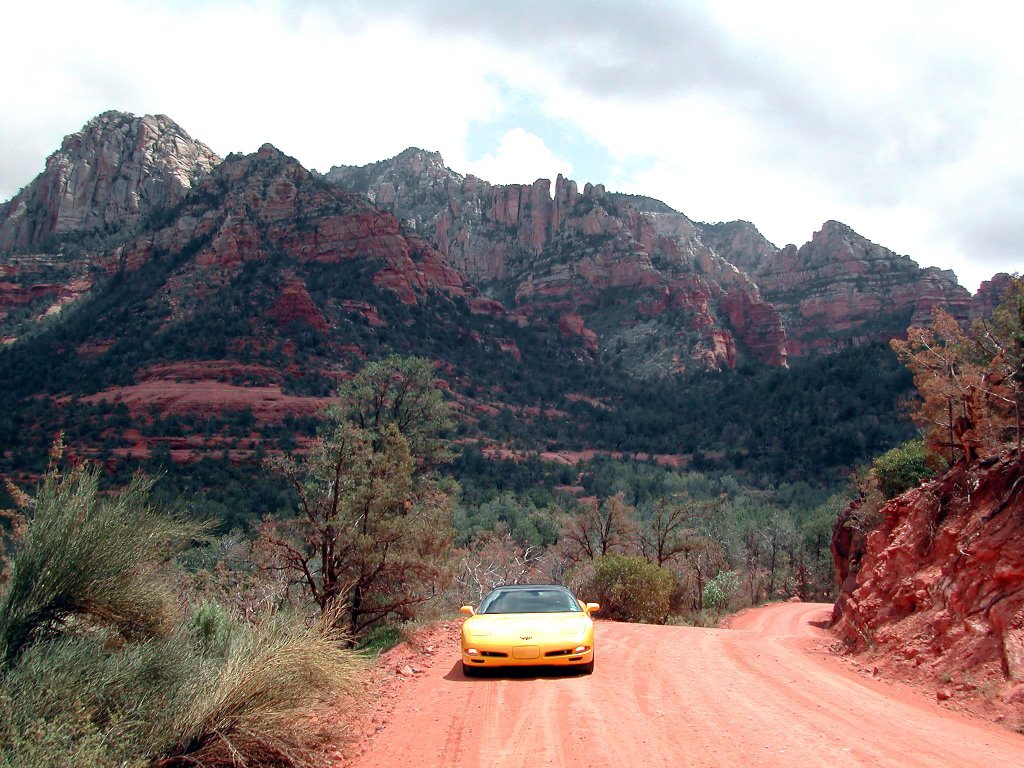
left=463, top=612, right=591, bottom=641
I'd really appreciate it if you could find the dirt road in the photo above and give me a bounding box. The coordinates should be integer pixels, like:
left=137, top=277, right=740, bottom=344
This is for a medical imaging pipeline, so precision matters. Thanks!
left=347, top=603, right=1024, bottom=767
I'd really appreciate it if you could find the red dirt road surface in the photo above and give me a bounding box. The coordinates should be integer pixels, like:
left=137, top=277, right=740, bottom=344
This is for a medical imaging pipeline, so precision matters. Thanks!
left=346, top=602, right=1024, bottom=767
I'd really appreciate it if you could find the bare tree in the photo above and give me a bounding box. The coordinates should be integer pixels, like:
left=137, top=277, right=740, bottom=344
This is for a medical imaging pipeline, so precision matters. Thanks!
left=559, top=493, right=636, bottom=567
left=680, top=535, right=727, bottom=612
left=454, top=525, right=550, bottom=604
left=638, top=494, right=720, bottom=567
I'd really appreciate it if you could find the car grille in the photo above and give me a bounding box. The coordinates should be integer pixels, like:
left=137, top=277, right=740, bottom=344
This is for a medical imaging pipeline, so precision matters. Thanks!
left=481, top=651, right=509, bottom=658
left=544, top=649, right=578, bottom=657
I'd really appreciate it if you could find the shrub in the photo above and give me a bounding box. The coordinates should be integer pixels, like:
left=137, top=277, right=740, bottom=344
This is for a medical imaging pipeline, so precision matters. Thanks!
left=569, top=555, right=673, bottom=623
left=870, top=438, right=936, bottom=500
left=187, top=599, right=235, bottom=657
left=356, top=624, right=404, bottom=656
left=0, top=612, right=367, bottom=768
left=151, top=610, right=365, bottom=768
left=0, top=457, right=367, bottom=768
left=0, top=628, right=196, bottom=767
left=702, top=570, right=739, bottom=611
left=0, top=460, right=206, bottom=664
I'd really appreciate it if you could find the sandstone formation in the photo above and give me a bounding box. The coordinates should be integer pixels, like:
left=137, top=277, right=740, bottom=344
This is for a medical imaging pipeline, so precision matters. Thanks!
left=327, top=151, right=790, bottom=371
left=971, top=272, right=1014, bottom=321
left=0, top=112, right=1000, bottom=381
left=113, top=143, right=471, bottom=314
left=0, top=111, right=220, bottom=250
left=832, top=452, right=1024, bottom=712
left=708, top=220, right=974, bottom=356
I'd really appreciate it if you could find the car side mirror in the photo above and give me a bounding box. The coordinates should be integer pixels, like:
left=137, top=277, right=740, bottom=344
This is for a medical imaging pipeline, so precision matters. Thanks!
left=585, top=603, right=600, bottom=614
left=459, top=605, right=476, bottom=617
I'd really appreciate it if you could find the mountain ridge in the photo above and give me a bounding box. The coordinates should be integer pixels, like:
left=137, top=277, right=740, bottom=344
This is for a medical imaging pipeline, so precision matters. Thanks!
left=0, top=112, right=1011, bottom=479
left=0, top=111, right=1001, bottom=371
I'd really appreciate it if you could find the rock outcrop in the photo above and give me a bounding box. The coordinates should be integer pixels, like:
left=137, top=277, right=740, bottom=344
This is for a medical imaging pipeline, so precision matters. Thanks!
left=0, top=111, right=220, bottom=250
left=328, top=151, right=790, bottom=371
left=710, top=220, right=974, bottom=356
left=329, top=149, right=989, bottom=371
left=832, top=452, right=1024, bottom=716
left=972, top=272, right=1014, bottom=321
left=113, top=143, right=470, bottom=311
left=0, top=114, right=998, bottom=378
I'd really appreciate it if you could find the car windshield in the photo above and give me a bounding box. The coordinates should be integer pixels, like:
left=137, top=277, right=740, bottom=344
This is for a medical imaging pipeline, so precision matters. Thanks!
left=477, top=588, right=583, bottom=614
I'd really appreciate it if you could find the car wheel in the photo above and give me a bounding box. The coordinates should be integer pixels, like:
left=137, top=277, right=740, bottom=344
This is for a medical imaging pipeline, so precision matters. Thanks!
left=579, top=658, right=594, bottom=675
left=462, top=661, right=480, bottom=677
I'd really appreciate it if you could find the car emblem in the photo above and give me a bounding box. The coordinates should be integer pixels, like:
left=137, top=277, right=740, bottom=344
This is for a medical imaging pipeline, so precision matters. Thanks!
left=520, top=635, right=532, bottom=640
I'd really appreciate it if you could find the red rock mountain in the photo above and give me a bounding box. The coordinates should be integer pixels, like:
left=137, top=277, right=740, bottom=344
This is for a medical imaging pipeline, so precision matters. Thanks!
left=327, top=149, right=1000, bottom=369
left=326, top=152, right=788, bottom=372
left=0, top=111, right=220, bottom=251
left=111, top=143, right=469, bottom=308
left=700, top=219, right=975, bottom=356
left=971, top=272, right=1015, bottom=321
left=0, top=113, right=1007, bottom=374
left=831, top=451, right=1024, bottom=723
left=0, top=139, right=541, bottom=465
left=0, top=111, right=1013, bottom=480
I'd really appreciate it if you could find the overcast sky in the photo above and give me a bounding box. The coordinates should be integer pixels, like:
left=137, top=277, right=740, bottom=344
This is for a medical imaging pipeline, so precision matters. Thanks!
left=2, top=0, right=1020, bottom=292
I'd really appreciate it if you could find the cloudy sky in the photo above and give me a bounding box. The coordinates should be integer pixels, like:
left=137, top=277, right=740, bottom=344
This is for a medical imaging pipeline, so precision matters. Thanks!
left=2, top=0, right=1020, bottom=291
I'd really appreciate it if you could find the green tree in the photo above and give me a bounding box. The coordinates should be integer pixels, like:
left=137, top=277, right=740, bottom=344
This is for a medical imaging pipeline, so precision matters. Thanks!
left=333, top=354, right=454, bottom=471
left=263, top=356, right=456, bottom=636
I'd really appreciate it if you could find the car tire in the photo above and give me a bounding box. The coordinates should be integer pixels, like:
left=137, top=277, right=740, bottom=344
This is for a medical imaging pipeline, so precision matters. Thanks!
left=579, top=658, right=594, bottom=675
left=462, top=661, right=480, bottom=678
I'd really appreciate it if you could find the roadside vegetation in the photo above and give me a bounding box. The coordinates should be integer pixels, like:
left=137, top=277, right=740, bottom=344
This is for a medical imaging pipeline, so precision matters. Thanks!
left=844, top=275, right=1024, bottom=536
left=0, top=443, right=365, bottom=768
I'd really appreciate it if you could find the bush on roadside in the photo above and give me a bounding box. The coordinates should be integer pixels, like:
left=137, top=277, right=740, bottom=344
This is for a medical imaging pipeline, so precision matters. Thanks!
left=0, top=454, right=367, bottom=768
left=0, top=460, right=203, bottom=664
left=870, top=438, right=936, bottom=500
left=569, top=554, right=673, bottom=624
left=702, top=570, right=740, bottom=612
left=151, top=608, right=365, bottom=768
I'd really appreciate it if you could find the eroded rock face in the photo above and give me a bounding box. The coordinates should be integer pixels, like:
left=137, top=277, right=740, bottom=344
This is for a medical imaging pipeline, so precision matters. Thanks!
left=272, top=275, right=329, bottom=332
left=0, top=115, right=992, bottom=377
left=327, top=151, right=790, bottom=370
left=0, top=111, right=220, bottom=250
left=832, top=452, right=1024, bottom=700
left=972, top=273, right=1014, bottom=321
left=113, top=143, right=470, bottom=311
left=712, top=220, right=974, bottom=356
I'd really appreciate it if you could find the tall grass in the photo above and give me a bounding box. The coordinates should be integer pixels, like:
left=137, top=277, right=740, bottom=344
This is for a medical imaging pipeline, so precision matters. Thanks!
left=0, top=459, right=368, bottom=768
left=0, top=463, right=205, bottom=663
left=153, top=609, right=365, bottom=768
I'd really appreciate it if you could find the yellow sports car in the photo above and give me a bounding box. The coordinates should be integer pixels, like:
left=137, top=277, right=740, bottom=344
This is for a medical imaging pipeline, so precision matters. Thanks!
left=459, top=584, right=599, bottom=676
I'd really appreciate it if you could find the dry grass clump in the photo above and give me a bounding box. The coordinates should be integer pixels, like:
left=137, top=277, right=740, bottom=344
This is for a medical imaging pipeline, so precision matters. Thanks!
left=0, top=458, right=367, bottom=768
left=153, top=609, right=366, bottom=768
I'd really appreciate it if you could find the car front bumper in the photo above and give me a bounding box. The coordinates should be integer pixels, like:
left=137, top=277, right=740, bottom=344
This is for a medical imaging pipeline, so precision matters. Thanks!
left=461, top=641, right=594, bottom=668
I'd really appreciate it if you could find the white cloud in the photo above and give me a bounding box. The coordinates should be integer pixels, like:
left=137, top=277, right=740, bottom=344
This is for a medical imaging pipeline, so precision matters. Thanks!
left=1, top=0, right=1021, bottom=291
left=464, top=129, right=573, bottom=187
